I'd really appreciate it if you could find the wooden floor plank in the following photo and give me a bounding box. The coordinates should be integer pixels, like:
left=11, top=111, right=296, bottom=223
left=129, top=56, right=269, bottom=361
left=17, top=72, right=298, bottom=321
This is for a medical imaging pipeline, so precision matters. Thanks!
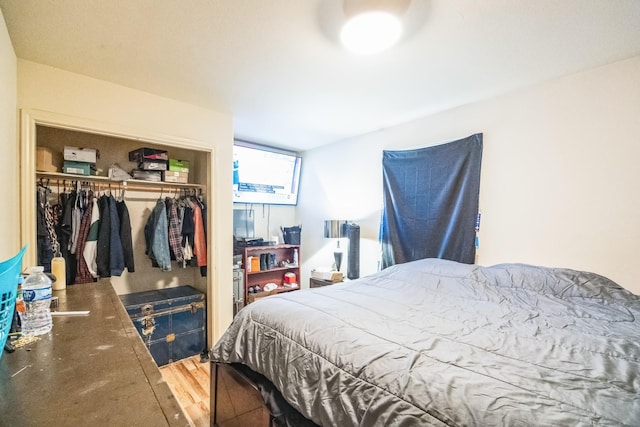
left=176, top=362, right=209, bottom=401
left=167, top=367, right=198, bottom=406
left=185, top=401, right=210, bottom=427
left=160, top=355, right=211, bottom=426
left=191, top=364, right=211, bottom=391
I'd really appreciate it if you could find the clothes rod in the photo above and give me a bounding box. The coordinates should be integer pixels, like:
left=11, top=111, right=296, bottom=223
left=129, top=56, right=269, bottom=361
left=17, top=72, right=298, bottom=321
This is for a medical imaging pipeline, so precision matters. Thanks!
left=36, top=172, right=202, bottom=193
left=41, top=179, right=202, bottom=194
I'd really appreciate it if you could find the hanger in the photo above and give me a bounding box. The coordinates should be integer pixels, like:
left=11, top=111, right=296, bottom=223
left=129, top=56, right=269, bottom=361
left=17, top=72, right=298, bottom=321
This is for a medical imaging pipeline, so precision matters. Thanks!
left=57, top=179, right=64, bottom=205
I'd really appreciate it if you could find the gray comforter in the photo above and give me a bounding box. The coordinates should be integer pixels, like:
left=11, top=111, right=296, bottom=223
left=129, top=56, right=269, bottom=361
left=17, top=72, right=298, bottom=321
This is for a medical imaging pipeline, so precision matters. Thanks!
left=211, top=259, right=640, bottom=426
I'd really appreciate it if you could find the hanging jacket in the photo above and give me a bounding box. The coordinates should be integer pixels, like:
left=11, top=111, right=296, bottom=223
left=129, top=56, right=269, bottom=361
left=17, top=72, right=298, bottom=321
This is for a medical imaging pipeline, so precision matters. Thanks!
left=117, top=199, right=135, bottom=273
left=83, top=197, right=100, bottom=278
left=36, top=186, right=54, bottom=272
left=196, top=197, right=207, bottom=277
left=44, top=197, right=60, bottom=259
left=108, top=195, right=125, bottom=277
left=165, top=198, right=184, bottom=263
left=75, top=192, right=95, bottom=284
left=192, top=201, right=207, bottom=268
left=58, top=190, right=77, bottom=285
left=197, top=197, right=207, bottom=243
left=69, top=190, right=84, bottom=255
left=180, top=202, right=195, bottom=266
left=144, top=199, right=171, bottom=271
left=96, top=194, right=111, bottom=278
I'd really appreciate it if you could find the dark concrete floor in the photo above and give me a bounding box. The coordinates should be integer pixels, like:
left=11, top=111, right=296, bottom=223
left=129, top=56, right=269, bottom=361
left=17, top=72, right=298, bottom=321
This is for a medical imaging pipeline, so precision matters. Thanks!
left=0, top=282, right=188, bottom=426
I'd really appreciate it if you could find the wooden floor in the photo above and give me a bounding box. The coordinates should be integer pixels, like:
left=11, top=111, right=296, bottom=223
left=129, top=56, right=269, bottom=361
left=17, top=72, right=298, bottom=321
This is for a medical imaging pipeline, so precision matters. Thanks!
left=159, top=355, right=211, bottom=427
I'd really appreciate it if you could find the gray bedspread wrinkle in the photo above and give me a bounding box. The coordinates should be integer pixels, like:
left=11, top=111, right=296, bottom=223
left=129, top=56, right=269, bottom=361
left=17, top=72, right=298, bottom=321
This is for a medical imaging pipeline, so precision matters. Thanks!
left=211, top=258, right=640, bottom=426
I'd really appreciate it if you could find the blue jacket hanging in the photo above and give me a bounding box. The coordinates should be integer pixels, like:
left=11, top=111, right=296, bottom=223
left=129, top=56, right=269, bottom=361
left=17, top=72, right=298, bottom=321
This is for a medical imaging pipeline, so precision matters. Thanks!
left=144, top=199, right=171, bottom=271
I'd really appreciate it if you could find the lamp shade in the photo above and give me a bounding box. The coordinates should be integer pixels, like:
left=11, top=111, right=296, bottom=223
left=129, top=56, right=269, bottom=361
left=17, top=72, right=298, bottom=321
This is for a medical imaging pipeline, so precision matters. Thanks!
left=324, top=220, right=348, bottom=238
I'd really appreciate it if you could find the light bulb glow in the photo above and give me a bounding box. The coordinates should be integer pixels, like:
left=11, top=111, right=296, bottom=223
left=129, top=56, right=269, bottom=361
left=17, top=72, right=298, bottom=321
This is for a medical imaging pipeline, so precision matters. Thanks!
left=340, top=11, right=403, bottom=55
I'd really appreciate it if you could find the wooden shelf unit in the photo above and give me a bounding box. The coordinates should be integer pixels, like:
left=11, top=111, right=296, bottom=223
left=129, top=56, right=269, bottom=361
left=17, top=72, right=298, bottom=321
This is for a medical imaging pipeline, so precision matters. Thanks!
left=242, top=244, right=300, bottom=304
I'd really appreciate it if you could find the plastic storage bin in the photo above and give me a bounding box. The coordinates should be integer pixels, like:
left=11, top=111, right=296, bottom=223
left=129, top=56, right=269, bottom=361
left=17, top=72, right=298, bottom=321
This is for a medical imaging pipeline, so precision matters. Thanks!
left=0, top=246, right=27, bottom=360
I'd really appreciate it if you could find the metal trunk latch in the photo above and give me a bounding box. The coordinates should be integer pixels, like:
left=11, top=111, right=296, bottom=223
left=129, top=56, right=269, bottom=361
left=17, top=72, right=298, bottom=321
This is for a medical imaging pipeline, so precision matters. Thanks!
left=140, top=304, right=155, bottom=336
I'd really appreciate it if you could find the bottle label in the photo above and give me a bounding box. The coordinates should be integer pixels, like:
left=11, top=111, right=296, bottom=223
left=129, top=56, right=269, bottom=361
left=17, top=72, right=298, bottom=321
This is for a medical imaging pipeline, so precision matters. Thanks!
left=23, top=286, right=52, bottom=302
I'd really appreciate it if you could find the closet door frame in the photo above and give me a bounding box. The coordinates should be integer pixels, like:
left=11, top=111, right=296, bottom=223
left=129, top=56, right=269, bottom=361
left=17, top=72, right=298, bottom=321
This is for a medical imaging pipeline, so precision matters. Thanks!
left=19, top=108, right=216, bottom=345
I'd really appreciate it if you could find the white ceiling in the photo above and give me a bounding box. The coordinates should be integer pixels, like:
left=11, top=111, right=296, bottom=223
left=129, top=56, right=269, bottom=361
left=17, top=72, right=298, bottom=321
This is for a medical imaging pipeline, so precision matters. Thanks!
left=1, top=0, right=639, bottom=152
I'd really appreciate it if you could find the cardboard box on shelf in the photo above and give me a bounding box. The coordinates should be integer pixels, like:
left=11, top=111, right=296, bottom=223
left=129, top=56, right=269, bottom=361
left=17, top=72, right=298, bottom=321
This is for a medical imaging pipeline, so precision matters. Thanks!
left=36, top=147, right=61, bottom=172
left=63, top=160, right=97, bottom=176
left=138, top=160, right=168, bottom=171
left=132, top=169, right=162, bottom=182
left=128, top=147, right=168, bottom=162
left=168, top=159, right=190, bottom=173
left=163, top=171, right=189, bottom=183
left=63, top=146, right=98, bottom=163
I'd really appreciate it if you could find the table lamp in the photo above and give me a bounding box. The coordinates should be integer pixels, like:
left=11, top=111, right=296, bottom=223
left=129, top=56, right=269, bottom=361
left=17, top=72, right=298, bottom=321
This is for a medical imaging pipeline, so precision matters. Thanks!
left=324, top=220, right=347, bottom=271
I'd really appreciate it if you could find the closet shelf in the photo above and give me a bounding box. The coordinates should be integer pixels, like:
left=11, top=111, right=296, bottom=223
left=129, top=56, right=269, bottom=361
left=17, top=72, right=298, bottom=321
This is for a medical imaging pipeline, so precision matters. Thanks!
left=36, top=171, right=202, bottom=192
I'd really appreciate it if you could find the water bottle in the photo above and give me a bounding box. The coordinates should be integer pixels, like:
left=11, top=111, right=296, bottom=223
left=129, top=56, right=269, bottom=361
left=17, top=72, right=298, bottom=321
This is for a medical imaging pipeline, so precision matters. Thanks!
left=21, top=266, right=53, bottom=336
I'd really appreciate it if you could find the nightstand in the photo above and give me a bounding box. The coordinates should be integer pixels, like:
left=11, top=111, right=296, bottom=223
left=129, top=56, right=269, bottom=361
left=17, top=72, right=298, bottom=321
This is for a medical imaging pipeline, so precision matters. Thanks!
left=310, top=277, right=343, bottom=288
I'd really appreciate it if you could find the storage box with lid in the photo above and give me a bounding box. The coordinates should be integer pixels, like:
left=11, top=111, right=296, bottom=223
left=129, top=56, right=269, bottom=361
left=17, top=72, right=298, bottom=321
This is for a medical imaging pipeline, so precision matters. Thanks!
left=128, top=147, right=169, bottom=162
left=132, top=169, right=162, bottom=182
left=163, top=170, right=189, bottom=183
left=63, top=146, right=98, bottom=163
left=119, top=286, right=206, bottom=366
left=63, top=160, right=97, bottom=176
left=168, top=159, right=190, bottom=173
left=138, top=160, right=168, bottom=171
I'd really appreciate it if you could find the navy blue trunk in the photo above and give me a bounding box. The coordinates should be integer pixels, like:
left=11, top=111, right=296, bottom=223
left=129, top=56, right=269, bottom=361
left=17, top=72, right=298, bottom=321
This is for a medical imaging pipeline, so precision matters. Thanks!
left=120, top=286, right=206, bottom=366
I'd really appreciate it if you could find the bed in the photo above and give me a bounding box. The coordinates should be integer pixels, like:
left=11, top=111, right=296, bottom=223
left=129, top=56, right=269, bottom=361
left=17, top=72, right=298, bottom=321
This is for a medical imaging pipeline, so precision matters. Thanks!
left=211, top=258, right=640, bottom=426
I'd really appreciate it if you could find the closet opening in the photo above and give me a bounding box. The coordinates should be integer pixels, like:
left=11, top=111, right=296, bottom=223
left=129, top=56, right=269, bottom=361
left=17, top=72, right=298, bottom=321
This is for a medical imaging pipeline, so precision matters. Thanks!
left=20, top=109, right=216, bottom=348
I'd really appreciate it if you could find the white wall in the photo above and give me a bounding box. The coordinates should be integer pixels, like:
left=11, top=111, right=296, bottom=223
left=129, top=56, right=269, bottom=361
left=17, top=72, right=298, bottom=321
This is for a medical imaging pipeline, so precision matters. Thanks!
left=17, top=60, right=235, bottom=340
left=0, top=10, right=19, bottom=261
left=298, top=56, right=640, bottom=295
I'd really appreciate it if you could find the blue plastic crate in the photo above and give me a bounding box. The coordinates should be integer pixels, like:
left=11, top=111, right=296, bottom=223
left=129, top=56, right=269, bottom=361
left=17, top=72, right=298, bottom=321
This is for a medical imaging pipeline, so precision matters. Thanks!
left=0, top=246, right=27, bottom=360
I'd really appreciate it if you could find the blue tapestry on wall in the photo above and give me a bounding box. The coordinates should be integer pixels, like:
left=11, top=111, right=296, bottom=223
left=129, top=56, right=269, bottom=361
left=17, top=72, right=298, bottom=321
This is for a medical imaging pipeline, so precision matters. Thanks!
left=380, top=133, right=483, bottom=269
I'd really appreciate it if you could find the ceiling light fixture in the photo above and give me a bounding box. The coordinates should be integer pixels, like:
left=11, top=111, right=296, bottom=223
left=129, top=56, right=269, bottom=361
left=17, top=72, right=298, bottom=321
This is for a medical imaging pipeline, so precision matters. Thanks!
left=340, top=0, right=411, bottom=55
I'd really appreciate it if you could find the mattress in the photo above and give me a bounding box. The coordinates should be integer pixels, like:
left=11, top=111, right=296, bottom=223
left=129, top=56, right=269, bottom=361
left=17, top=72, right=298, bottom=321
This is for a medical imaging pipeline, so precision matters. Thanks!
left=211, top=258, right=640, bottom=426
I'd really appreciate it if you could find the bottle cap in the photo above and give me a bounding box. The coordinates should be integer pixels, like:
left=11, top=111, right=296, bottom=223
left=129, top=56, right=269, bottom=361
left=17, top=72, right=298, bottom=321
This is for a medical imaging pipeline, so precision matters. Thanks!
left=30, top=266, right=45, bottom=273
